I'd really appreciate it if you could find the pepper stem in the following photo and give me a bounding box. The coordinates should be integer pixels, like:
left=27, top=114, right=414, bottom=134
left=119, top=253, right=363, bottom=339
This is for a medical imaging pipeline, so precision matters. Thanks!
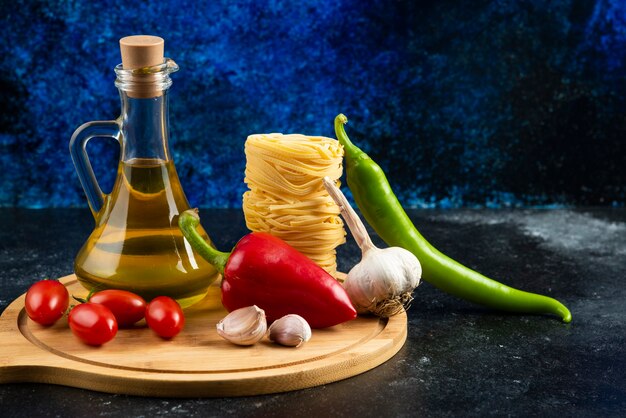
left=334, top=114, right=366, bottom=163
left=178, top=209, right=230, bottom=274
left=323, top=177, right=377, bottom=254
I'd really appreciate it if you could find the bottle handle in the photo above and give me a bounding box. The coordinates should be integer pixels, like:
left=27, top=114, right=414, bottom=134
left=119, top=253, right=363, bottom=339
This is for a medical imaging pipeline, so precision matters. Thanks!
left=69, top=120, right=121, bottom=216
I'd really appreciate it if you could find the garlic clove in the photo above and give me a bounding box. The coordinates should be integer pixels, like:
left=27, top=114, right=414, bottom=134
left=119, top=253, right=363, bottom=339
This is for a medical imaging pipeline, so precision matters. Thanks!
left=216, top=305, right=267, bottom=346
left=268, top=314, right=312, bottom=347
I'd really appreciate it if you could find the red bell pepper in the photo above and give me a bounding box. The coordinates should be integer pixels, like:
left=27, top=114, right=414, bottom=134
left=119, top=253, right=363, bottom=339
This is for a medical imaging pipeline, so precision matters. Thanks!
left=179, top=209, right=357, bottom=328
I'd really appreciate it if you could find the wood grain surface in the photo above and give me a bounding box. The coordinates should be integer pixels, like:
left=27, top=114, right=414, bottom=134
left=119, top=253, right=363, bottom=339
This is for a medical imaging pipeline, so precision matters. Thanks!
left=0, top=275, right=407, bottom=397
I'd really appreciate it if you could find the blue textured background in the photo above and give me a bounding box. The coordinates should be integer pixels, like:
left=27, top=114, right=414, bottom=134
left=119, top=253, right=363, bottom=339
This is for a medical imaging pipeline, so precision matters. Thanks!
left=1, top=0, right=625, bottom=208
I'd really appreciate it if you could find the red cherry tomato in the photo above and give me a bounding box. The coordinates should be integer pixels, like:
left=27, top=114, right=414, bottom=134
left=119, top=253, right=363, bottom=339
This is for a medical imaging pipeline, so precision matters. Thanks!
left=68, top=303, right=118, bottom=346
left=89, top=290, right=146, bottom=327
left=145, top=296, right=184, bottom=339
left=25, top=280, right=69, bottom=326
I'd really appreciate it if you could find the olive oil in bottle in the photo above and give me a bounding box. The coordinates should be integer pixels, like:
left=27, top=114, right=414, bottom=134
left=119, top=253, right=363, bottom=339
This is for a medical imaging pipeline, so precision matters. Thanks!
left=74, top=159, right=218, bottom=307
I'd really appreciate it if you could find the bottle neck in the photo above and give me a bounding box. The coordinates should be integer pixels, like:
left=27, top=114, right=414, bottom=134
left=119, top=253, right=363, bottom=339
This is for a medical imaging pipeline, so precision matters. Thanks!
left=119, top=89, right=171, bottom=162
left=114, top=58, right=179, bottom=164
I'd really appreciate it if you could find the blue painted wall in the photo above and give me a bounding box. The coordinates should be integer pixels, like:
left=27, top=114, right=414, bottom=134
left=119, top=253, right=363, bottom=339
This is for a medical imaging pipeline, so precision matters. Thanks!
left=1, top=0, right=625, bottom=208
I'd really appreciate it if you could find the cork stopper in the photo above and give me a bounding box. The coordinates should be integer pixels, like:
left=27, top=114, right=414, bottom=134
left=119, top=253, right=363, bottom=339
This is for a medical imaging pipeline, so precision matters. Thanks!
left=119, top=35, right=165, bottom=98
left=120, top=35, right=164, bottom=69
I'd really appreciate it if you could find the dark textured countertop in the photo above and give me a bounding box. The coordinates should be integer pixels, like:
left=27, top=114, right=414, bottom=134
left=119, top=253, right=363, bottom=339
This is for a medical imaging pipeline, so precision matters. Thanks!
left=0, top=208, right=624, bottom=417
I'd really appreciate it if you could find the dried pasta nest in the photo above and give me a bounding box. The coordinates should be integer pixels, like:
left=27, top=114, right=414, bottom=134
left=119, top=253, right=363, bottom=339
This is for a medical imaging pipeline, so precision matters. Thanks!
left=243, top=133, right=346, bottom=275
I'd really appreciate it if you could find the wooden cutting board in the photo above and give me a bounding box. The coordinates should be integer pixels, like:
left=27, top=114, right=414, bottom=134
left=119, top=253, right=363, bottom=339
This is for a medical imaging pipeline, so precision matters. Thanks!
left=0, top=274, right=407, bottom=397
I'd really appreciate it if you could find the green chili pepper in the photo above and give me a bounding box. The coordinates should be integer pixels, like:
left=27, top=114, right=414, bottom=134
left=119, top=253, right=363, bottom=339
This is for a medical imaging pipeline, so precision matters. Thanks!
left=335, top=114, right=572, bottom=323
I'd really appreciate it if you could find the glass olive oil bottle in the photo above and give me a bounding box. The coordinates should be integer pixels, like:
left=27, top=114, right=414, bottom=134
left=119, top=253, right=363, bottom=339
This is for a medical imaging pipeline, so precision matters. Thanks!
left=70, top=36, right=218, bottom=307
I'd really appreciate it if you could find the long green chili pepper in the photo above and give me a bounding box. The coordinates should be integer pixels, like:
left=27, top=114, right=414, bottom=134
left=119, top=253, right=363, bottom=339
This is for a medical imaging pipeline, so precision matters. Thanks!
left=335, top=114, right=572, bottom=323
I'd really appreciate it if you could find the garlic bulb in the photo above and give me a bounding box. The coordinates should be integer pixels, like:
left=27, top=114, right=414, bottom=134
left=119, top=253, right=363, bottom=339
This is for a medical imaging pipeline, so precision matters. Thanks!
left=268, top=314, right=312, bottom=347
left=216, top=305, right=267, bottom=345
left=323, top=177, right=422, bottom=317
left=344, top=246, right=421, bottom=316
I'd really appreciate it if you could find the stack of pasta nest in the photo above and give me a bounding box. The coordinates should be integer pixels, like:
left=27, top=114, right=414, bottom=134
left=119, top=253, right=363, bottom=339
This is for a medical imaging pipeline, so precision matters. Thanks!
left=243, top=133, right=346, bottom=276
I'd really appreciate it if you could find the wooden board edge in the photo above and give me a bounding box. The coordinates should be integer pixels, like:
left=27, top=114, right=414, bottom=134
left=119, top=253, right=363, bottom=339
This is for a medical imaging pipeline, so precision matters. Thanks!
left=0, top=315, right=407, bottom=397
left=0, top=287, right=46, bottom=369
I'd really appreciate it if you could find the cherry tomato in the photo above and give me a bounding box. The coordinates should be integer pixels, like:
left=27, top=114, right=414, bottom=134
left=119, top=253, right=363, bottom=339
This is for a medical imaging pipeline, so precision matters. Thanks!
left=145, top=296, right=184, bottom=339
left=25, top=280, right=69, bottom=326
left=68, top=303, right=118, bottom=346
left=89, top=290, right=146, bottom=327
